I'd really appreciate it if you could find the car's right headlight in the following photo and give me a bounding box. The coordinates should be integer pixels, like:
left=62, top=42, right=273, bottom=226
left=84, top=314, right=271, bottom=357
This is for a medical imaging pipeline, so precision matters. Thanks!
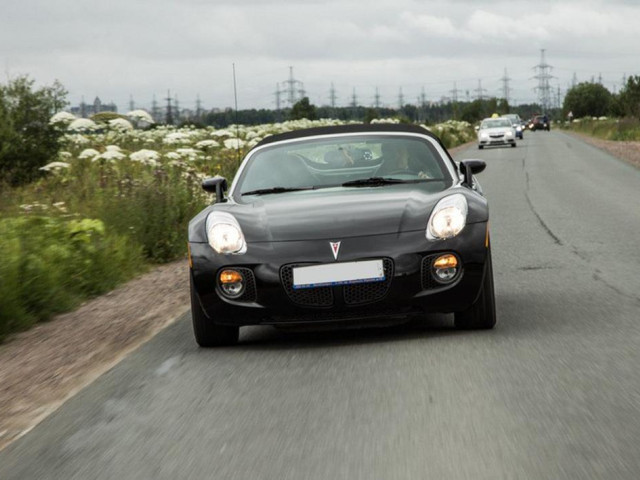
left=206, top=211, right=247, bottom=254
left=427, top=194, right=468, bottom=240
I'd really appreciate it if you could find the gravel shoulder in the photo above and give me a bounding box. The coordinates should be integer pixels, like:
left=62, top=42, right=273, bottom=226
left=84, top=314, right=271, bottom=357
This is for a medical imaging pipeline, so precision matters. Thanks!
left=1, top=135, right=636, bottom=452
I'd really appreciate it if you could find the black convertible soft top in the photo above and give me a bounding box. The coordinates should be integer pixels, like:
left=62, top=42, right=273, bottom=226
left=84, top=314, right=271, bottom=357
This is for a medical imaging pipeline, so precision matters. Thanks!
left=253, top=123, right=444, bottom=150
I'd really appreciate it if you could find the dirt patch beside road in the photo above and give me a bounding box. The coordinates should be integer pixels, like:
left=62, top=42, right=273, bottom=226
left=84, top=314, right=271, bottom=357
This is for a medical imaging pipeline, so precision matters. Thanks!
left=0, top=260, right=189, bottom=451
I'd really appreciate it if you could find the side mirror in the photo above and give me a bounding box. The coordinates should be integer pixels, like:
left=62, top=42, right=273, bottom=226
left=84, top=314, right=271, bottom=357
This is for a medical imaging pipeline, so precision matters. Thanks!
left=202, top=176, right=228, bottom=203
left=474, top=125, right=480, bottom=132
left=459, top=159, right=486, bottom=187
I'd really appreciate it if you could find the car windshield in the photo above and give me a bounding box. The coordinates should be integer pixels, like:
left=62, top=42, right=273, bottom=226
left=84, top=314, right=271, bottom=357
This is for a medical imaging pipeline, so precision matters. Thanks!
left=480, top=119, right=512, bottom=129
left=235, top=134, right=453, bottom=196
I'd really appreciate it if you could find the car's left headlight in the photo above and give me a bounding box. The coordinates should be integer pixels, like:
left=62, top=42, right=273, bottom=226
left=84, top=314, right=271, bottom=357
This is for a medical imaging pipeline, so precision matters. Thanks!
left=505, top=130, right=513, bottom=137
left=427, top=194, right=468, bottom=240
left=206, top=211, right=247, bottom=254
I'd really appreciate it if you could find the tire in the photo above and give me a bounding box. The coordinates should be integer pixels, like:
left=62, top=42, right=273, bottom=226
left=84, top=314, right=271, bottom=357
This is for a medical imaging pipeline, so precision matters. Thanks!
left=190, top=273, right=239, bottom=347
left=511, top=143, right=516, bottom=148
left=454, top=247, right=496, bottom=330
left=478, top=145, right=484, bottom=150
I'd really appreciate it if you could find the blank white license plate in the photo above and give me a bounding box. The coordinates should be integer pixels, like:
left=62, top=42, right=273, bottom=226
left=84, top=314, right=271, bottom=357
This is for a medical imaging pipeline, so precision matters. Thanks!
left=292, top=260, right=385, bottom=289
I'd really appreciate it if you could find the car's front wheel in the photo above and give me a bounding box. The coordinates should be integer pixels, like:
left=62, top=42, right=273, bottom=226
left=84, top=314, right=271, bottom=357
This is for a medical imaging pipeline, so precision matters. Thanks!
left=478, top=145, right=484, bottom=150
left=454, top=247, right=496, bottom=330
left=190, top=274, right=239, bottom=347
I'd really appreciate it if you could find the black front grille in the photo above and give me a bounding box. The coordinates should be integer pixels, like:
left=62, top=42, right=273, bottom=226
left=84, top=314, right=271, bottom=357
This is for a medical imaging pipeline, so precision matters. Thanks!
left=280, top=258, right=394, bottom=308
left=343, top=258, right=393, bottom=305
left=280, top=265, right=334, bottom=307
left=421, top=254, right=442, bottom=290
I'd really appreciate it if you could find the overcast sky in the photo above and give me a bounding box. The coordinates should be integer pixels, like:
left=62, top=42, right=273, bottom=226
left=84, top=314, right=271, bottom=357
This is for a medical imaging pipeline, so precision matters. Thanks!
left=2, top=0, right=639, bottom=113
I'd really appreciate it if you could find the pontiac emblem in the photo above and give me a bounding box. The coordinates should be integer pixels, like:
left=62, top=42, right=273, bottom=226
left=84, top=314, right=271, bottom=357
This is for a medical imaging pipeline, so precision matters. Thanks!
left=330, top=241, right=341, bottom=260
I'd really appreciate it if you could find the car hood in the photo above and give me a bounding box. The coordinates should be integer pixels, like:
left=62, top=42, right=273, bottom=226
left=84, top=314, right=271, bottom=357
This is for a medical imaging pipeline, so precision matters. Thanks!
left=187, top=184, right=486, bottom=243
left=478, top=127, right=512, bottom=135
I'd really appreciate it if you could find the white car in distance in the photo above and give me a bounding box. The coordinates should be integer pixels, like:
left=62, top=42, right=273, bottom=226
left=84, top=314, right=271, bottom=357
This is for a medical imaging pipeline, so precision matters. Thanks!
left=476, top=118, right=516, bottom=149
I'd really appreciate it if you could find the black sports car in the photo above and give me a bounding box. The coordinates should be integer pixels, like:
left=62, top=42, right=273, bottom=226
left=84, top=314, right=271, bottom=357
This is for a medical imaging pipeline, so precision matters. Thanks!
left=188, top=124, right=496, bottom=346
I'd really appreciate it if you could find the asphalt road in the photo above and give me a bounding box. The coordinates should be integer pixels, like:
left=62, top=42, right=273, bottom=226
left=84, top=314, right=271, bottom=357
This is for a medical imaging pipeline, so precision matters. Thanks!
left=2, top=130, right=640, bottom=479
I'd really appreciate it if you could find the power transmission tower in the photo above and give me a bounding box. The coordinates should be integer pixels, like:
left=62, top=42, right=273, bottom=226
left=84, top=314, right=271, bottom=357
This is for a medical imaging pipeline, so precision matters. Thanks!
left=398, top=87, right=404, bottom=109
left=128, top=95, right=135, bottom=112
left=499, top=68, right=511, bottom=103
left=556, top=85, right=562, bottom=109
left=572, top=72, right=578, bottom=88
left=533, top=49, right=554, bottom=112
left=350, top=88, right=358, bottom=108
left=274, top=83, right=285, bottom=110
left=475, top=79, right=487, bottom=101
left=165, top=90, right=173, bottom=125
left=196, top=94, right=202, bottom=119
left=329, top=83, right=337, bottom=108
left=373, top=87, right=381, bottom=109
left=174, top=94, right=180, bottom=123
left=283, top=66, right=305, bottom=107
left=598, top=73, right=603, bottom=85
left=419, top=87, right=427, bottom=107
left=449, top=82, right=459, bottom=103
left=151, top=94, right=160, bottom=123
left=80, top=96, right=87, bottom=118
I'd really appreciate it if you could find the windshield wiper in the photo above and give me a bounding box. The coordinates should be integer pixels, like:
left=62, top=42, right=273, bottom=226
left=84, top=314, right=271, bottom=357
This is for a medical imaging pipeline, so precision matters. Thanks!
left=241, top=186, right=312, bottom=196
left=341, top=177, right=409, bottom=187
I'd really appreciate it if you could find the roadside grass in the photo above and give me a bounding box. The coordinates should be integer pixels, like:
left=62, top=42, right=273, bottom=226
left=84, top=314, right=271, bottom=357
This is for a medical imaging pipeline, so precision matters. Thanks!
left=0, top=118, right=475, bottom=342
left=561, top=117, right=640, bottom=141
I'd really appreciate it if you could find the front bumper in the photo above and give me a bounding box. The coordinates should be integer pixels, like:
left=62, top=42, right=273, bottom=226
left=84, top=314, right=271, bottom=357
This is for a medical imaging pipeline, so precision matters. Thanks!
left=190, top=222, right=489, bottom=326
left=478, top=137, right=516, bottom=146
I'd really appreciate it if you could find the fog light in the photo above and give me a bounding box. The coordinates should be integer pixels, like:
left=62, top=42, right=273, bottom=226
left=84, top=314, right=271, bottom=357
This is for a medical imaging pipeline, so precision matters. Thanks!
left=219, top=269, right=244, bottom=298
left=432, top=254, right=459, bottom=283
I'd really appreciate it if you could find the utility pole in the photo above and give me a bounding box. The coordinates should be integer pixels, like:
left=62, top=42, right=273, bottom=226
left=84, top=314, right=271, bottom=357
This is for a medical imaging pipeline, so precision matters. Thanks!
left=128, top=95, right=135, bottom=112
left=598, top=73, right=603, bottom=85
left=174, top=93, right=180, bottom=123
left=165, top=90, right=173, bottom=125
left=499, top=68, right=511, bottom=103
left=556, top=85, right=562, bottom=109
left=571, top=72, right=578, bottom=88
left=475, top=79, right=487, bottom=101
left=532, top=49, right=554, bottom=112
left=80, top=96, right=87, bottom=118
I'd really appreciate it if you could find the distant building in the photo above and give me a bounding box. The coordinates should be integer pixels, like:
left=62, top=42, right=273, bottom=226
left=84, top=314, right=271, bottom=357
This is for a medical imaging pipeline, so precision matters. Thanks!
left=70, top=97, right=118, bottom=118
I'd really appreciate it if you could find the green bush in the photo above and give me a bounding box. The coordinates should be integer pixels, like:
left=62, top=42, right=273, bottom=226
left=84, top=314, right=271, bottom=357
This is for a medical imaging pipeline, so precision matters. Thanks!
left=0, top=75, right=67, bottom=186
left=0, top=215, right=144, bottom=341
